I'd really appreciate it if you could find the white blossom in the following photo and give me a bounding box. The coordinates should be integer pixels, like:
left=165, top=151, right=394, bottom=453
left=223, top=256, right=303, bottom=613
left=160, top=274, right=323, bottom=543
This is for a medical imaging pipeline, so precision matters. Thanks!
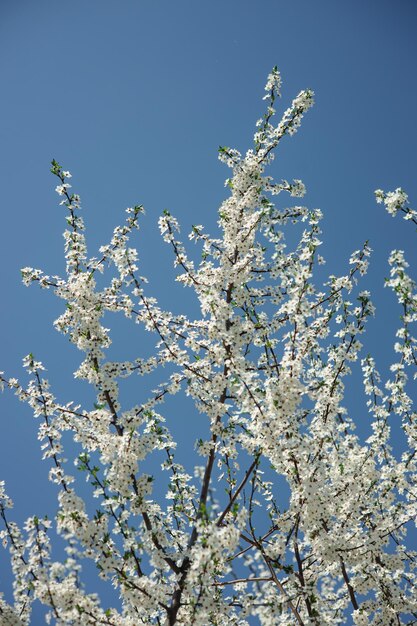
left=0, top=70, right=416, bottom=625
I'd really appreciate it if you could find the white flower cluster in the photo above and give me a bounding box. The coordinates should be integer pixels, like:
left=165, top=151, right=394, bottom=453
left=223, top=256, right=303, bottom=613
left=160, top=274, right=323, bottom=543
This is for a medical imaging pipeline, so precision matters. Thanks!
left=0, top=71, right=416, bottom=625
left=375, top=187, right=417, bottom=224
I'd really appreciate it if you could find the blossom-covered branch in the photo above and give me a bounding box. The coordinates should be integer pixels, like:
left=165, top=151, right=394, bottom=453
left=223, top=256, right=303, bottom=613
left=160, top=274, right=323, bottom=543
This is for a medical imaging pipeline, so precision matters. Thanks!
left=1, top=68, right=416, bottom=625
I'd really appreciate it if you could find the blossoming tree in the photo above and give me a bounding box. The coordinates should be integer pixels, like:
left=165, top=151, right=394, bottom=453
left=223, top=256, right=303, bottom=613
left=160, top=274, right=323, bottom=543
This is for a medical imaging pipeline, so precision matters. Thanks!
left=1, top=68, right=416, bottom=625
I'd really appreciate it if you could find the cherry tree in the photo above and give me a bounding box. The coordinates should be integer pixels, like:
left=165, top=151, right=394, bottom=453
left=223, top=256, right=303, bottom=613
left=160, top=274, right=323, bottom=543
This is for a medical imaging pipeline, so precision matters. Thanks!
left=1, top=68, right=416, bottom=625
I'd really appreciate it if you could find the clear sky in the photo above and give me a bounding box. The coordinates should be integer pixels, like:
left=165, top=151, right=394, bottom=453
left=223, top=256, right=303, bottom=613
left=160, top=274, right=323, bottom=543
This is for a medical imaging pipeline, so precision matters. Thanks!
left=1, top=0, right=416, bottom=622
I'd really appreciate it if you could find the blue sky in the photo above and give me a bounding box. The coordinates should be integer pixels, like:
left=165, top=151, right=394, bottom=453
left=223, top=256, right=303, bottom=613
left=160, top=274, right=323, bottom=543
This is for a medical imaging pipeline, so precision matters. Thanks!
left=1, top=0, right=417, bottom=621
